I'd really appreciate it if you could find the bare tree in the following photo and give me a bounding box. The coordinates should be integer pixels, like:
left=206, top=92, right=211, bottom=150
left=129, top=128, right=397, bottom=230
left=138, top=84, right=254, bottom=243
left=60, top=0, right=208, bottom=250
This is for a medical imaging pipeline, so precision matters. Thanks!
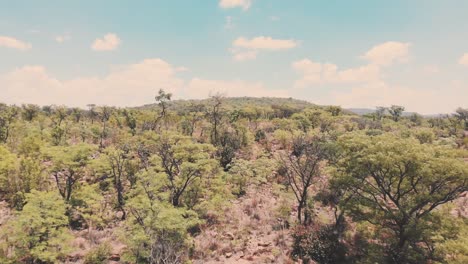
left=280, top=136, right=330, bottom=225
left=207, top=93, right=225, bottom=145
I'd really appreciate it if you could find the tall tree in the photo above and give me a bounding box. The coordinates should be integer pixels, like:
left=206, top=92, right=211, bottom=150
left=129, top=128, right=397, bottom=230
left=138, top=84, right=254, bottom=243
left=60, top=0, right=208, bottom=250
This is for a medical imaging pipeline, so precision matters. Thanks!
left=208, top=93, right=224, bottom=145
left=154, top=134, right=217, bottom=207
left=153, top=89, right=172, bottom=131
left=280, top=135, right=332, bottom=225
left=388, top=105, right=405, bottom=122
left=333, top=133, right=468, bottom=263
left=47, top=144, right=95, bottom=201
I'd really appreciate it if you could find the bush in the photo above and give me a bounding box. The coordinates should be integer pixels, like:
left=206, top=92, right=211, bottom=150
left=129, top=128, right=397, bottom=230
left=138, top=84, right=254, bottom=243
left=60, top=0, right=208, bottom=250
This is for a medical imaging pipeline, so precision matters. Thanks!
left=83, top=243, right=111, bottom=264
left=292, top=225, right=347, bottom=264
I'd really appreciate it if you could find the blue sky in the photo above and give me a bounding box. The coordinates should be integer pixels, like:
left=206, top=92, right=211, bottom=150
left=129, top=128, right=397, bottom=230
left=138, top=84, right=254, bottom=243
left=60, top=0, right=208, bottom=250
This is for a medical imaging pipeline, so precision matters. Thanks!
left=1, top=0, right=468, bottom=114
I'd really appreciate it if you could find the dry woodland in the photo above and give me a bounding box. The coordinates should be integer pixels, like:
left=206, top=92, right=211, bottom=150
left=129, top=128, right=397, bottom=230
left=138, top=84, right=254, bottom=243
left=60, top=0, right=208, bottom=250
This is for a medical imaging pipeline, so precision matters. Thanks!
left=0, top=92, right=467, bottom=264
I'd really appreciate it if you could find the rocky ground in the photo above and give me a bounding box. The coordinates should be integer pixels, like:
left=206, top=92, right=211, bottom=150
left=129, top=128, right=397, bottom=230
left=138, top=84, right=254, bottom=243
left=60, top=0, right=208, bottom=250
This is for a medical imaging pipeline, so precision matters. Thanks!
left=192, top=184, right=295, bottom=264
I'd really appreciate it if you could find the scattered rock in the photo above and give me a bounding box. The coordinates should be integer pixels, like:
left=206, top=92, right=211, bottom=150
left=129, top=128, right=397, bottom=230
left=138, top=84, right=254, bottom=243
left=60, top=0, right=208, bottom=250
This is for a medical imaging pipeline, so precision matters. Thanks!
left=225, top=232, right=235, bottom=240
left=225, top=252, right=233, bottom=258
left=257, top=241, right=271, bottom=247
left=109, top=254, right=120, bottom=261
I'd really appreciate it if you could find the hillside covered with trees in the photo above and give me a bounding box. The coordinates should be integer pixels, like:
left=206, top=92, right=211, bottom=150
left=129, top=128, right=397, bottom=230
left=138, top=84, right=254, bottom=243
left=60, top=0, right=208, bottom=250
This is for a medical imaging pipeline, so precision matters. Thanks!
left=0, top=92, right=467, bottom=264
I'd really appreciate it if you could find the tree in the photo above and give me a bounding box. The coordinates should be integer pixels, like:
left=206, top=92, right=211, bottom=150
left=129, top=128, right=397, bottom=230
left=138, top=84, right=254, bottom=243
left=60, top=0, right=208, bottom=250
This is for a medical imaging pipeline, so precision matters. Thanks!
left=454, top=107, right=468, bottom=130
left=123, top=109, right=137, bottom=136
left=98, top=106, right=113, bottom=148
left=153, top=89, right=172, bottom=131
left=154, top=134, right=217, bottom=207
left=180, top=103, right=205, bottom=137
left=280, top=135, right=332, bottom=225
left=70, top=107, right=83, bottom=123
left=375, top=106, right=387, bottom=121
left=102, top=145, right=137, bottom=219
left=21, top=104, right=40, bottom=121
left=47, top=144, right=96, bottom=202
left=0, top=146, right=19, bottom=205
left=0, top=104, right=18, bottom=143
left=327, top=105, right=342, bottom=117
left=0, top=190, right=72, bottom=263
left=207, top=93, right=224, bottom=145
left=333, top=133, right=468, bottom=263
left=71, top=184, right=107, bottom=236
left=124, top=177, right=200, bottom=264
left=388, top=105, right=405, bottom=122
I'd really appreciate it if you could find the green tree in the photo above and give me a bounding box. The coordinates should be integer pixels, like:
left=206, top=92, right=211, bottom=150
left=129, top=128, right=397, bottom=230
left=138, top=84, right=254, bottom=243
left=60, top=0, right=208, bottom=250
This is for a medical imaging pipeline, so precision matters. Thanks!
left=47, top=144, right=96, bottom=201
left=280, top=135, right=332, bottom=225
left=454, top=107, right=468, bottom=130
left=333, top=133, right=468, bottom=263
left=153, top=89, right=172, bottom=131
left=123, top=171, right=200, bottom=264
left=0, top=104, right=18, bottom=143
left=21, top=104, right=40, bottom=121
left=388, top=105, right=405, bottom=122
left=154, top=134, right=218, bottom=207
left=0, top=190, right=72, bottom=263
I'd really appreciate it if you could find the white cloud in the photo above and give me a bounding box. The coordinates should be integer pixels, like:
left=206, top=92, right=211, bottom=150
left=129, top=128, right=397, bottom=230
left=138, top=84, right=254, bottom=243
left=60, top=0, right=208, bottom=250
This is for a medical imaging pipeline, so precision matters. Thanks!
left=363, top=41, right=411, bottom=66
left=0, top=59, right=288, bottom=107
left=0, top=36, right=32, bottom=51
left=293, top=41, right=412, bottom=88
left=323, top=82, right=467, bottom=115
left=186, top=78, right=288, bottom=99
left=231, top=49, right=258, bottom=61
left=270, top=16, right=280, bottom=21
left=233, top=36, right=298, bottom=50
left=91, top=33, right=121, bottom=51
left=458, top=53, right=468, bottom=65
left=55, top=33, right=71, bottom=43
left=292, top=59, right=381, bottom=87
left=0, top=59, right=184, bottom=107
left=231, top=36, right=298, bottom=61
left=219, top=0, right=252, bottom=10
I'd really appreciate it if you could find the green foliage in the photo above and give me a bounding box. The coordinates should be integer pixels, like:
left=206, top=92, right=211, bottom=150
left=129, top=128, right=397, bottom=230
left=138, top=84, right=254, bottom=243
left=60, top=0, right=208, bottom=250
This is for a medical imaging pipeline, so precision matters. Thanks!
left=292, top=225, right=347, bottom=264
left=333, top=133, right=468, bottom=263
left=123, top=174, right=201, bottom=264
left=0, top=97, right=467, bottom=264
left=46, top=143, right=96, bottom=201
left=0, top=190, right=72, bottom=263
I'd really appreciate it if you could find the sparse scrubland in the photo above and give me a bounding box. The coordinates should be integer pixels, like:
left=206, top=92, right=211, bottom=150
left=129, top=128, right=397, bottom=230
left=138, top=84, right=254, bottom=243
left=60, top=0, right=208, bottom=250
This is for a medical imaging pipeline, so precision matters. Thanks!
left=0, top=92, right=467, bottom=264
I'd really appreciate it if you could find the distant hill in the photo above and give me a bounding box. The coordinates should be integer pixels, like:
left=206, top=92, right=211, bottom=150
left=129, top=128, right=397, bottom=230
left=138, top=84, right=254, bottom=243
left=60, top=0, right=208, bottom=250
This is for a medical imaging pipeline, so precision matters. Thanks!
left=140, top=97, right=316, bottom=111
left=346, top=108, right=435, bottom=117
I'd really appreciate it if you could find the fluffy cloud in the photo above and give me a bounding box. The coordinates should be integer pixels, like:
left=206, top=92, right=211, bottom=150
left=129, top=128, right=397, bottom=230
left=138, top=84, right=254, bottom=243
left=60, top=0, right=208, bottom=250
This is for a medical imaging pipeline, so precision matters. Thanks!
left=0, top=36, right=32, bottom=51
left=91, top=33, right=121, bottom=51
left=293, top=41, right=411, bottom=87
left=0, top=59, right=184, bottom=107
left=233, top=36, right=297, bottom=50
left=292, top=59, right=381, bottom=87
left=231, top=49, right=258, bottom=61
left=186, top=78, right=288, bottom=98
left=0, top=58, right=287, bottom=107
left=219, top=0, right=252, bottom=10
left=458, top=53, right=468, bottom=65
left=231, top=36, right=298, bottom=61
left=322, top=81, right=467, bottom=114
left=363, top=41, right=411, bottom=66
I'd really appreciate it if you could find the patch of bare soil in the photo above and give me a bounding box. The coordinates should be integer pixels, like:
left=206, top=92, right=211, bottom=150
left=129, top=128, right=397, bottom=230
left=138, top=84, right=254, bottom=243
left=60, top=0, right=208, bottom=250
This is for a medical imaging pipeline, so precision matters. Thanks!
left=192, top=184, right=296, bottom=264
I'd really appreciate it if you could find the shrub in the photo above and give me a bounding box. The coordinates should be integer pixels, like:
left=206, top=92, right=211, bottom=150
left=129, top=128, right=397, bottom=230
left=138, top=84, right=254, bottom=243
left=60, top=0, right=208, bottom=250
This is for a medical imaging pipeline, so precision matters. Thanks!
left=83, top=243, right=111, bottom=264
left=292, top=225, right=347, bottom=264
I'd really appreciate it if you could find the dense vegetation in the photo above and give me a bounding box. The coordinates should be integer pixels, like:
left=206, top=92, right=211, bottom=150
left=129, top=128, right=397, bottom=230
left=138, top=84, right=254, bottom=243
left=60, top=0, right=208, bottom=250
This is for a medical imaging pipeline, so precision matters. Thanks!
left=0, top=92, right=467, bottom=264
